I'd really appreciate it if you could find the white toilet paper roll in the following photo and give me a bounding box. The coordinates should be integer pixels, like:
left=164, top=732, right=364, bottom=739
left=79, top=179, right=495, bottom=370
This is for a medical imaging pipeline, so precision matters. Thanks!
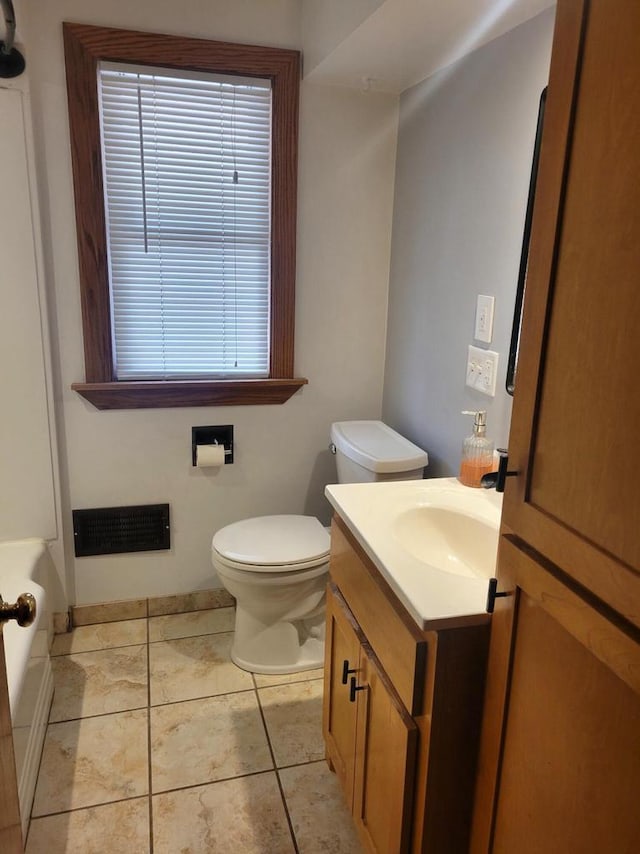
left=196, top=444, right=226, bottom=468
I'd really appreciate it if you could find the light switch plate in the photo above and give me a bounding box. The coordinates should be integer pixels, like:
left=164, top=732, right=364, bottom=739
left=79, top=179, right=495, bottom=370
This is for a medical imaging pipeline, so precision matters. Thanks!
left=466, top=345, right=499, bottom=397
left=474, top=295, right=495, bottom=343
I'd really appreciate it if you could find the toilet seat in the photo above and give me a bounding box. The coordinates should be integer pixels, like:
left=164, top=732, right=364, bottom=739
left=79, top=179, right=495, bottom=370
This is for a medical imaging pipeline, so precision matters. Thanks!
left=213, top=555, right=329, bottom=586
left=213, top=549, right=329, bottom=575
left=212, top=515, right=330, bottom=573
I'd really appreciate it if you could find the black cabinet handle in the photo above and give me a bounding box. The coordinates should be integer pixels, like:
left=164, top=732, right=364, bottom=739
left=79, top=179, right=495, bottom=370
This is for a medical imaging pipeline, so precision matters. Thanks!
left=342, top=659, right=357, bottom=685
left=486, top=577, right=510, bottom=613
left=349, top=676, right=366, bottom=702
left=481, top=449, right=518, bottom=493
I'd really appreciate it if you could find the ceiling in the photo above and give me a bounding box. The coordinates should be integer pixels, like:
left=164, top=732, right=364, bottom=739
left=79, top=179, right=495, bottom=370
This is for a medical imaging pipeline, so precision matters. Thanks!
left=304, top=0, right=556, bottom=93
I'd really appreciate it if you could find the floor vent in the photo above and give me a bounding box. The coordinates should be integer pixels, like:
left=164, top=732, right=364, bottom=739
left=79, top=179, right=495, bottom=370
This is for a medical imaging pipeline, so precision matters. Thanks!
left=72, top=504, right=170, bottom=557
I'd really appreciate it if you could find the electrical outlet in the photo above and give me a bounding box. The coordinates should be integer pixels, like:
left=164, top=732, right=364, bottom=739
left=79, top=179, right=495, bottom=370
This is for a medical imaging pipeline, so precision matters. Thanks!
left=466, top=345, right=499, bottom=397
left=475, top=295, right=495, bottom=344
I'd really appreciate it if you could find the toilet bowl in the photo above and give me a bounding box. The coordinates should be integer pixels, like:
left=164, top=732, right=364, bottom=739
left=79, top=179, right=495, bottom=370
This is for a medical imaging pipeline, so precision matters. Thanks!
left=212, top=421, right=428, bottom=674
left=211, top=515, right=330, bottom=674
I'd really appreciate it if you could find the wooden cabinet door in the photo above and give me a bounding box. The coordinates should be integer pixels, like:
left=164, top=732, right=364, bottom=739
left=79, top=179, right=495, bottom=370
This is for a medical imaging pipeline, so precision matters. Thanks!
left=471, top=537, right=640, bottom=853
left=353, top=644, right=418, bottom=854
left=503, top=0, right=640, bottom=625
left=322, top=584, right=363, bottom=809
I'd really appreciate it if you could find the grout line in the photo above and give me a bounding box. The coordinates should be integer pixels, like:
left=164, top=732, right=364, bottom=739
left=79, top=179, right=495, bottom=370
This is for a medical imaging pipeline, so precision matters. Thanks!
left=50, top=639, right=147, bottom=658
left=67, top=604, right=234, bottom=632
left=30, top=792, right=151, bottom=822
left=254, top=681, right=300, bottom=854
left=146, top=603, right=235, bottom=620
left=149, top=686, right=256, bottom=710
left=150, top=766, right=282, bottom=799
left=65, top=614, right=149, bottom=630
left=255, top=676, right=325, bottom=692
left=30, top=760, right=327, bottom=827
left=52, top=626, right=235, bottom=657
left=147, top=628, right=234, bottom=646
left=274, top=757, right=327, bottom=772
left=33, top=759, right=327, bottom=823
left=53, top=622, right=237, bottom=657
left=48, top=704, right=149, bottom=725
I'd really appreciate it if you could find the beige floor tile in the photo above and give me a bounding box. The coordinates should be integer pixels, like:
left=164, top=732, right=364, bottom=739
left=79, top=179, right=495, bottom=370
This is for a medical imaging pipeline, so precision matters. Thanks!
left=258, top=679, right=324, bottom=767
left=49, top=645, right=148, bottom=722
left=149, top=632, right=252, bottom=705
left=279, top=761, right=362, bottom=853
left=51, top=619, right=147, bottom=656
left=149, top=607, right=235, bottom=642
left=151, top=692, right=273, bottom=792
left=153, top=772, right=294, bottom=853
left=26, top=797, right=150, bottom=854
left=253, top=667, right=325, bottom=688
left=32, top=709, right=148, bottom=816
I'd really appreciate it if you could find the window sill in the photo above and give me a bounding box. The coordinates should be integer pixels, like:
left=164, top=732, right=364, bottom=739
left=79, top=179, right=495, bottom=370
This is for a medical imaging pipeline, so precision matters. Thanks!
left=72, top=378, right=308, bottom=410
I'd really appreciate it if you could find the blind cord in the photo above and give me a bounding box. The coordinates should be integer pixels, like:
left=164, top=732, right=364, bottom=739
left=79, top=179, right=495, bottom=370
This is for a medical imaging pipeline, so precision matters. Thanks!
left=232, top=86, right=239, bottom=368
left=150, top=76, right=167, bottom=378
left=136, top=77, right=149, bottom=254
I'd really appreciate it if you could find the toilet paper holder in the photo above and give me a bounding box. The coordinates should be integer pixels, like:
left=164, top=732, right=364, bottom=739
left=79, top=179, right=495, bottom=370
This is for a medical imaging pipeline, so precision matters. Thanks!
left=192, top=425, right=234, bottom=466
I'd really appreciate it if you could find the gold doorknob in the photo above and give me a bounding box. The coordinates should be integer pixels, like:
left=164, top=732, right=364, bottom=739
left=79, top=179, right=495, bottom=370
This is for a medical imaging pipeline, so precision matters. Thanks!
left=0, top=592, right=37, bottom=627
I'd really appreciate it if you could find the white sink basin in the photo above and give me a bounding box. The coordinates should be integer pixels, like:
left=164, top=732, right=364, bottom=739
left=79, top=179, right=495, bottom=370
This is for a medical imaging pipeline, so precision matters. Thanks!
left=325, top=477, right=503, bottom=629
left=392, top=506, right=499, bottom=579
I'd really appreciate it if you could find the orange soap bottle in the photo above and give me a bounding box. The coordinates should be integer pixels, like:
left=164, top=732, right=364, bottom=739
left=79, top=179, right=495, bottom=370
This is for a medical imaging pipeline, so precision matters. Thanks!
left=459, top=410, right=494, bottom=488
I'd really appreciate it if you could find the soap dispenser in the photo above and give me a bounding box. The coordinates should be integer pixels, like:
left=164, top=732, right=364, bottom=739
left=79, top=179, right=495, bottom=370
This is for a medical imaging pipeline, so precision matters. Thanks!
left=459, top=410, right=494, bottom=488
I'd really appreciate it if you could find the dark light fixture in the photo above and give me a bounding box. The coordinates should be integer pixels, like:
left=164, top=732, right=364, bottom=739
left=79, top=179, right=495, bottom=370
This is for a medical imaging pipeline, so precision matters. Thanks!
left=0, top=0, right=26, bottom=78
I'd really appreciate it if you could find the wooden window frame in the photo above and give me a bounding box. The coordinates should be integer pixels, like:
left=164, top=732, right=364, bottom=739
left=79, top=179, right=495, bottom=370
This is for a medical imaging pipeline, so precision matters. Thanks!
left=63, top=22, right=307, bottom=409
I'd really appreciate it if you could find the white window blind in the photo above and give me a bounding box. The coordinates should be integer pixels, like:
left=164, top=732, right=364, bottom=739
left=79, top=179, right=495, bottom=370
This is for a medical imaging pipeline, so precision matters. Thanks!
left=98, top=62, right=272, bottom=380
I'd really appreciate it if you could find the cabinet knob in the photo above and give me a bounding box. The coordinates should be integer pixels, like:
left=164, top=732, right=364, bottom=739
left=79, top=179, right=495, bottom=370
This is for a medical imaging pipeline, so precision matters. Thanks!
left=342, top=659, right=357, bottom=685
left=349, top=676, right=366, bottom=703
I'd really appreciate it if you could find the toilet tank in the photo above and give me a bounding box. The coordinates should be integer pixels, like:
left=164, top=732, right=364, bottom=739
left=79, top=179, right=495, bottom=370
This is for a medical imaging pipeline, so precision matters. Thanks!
left=330, top=421, right=428, bottom=483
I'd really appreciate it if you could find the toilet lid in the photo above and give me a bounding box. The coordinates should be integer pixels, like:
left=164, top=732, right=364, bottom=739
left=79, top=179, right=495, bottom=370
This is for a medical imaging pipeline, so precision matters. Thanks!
left=212, top=515, right=330, bottom=571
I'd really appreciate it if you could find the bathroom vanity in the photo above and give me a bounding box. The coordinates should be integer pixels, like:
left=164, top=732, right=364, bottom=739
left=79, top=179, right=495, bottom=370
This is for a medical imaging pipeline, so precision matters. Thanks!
left=323, top=479, right=501, bottom=853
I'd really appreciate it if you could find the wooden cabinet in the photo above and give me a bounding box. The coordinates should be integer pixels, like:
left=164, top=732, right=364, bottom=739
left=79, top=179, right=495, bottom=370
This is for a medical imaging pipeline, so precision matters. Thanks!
left=475, top=539, right=640, bottom=853
left=324, top=515, right=489, bottom=854
left=324, top=583, right=362, bottom=805
left=471, top=1, right=640, bottom=850
left=324, top=585, right=417, bottom=853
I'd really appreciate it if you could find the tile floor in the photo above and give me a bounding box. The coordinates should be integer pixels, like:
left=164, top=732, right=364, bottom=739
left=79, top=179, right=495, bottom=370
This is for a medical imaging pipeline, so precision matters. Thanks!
left=26, top=608, right=362, bottom=853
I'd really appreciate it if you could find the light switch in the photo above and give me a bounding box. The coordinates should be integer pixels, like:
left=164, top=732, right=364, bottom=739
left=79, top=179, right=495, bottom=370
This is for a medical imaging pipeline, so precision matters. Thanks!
left=466, top=345, right=499, bottom=397
left=475, top=295, right=495, bottom=344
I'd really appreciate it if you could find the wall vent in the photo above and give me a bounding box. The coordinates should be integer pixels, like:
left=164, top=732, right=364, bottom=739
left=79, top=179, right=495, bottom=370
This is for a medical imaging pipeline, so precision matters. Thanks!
left=72, top=503, right=170, bottom=557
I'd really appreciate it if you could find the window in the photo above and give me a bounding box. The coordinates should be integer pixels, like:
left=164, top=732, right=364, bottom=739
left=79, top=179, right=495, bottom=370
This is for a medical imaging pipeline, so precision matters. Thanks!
left=63, top=23, right=305, bottom=408
left=100, top=63, right=272, bottom=380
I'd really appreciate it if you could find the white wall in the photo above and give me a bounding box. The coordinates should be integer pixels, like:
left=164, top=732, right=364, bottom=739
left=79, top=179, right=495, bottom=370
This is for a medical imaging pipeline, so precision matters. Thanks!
left=383, top=9, right=555, bottom=476
left=23, top=0, right=398, bottom=604
left=0, top=87, right=56, bottom=543
left=0, top=1, right=68, bottom=611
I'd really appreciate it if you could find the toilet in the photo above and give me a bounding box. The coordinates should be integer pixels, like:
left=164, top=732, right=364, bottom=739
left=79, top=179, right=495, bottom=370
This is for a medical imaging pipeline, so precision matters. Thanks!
left=211, top=420, right=428, bottom=674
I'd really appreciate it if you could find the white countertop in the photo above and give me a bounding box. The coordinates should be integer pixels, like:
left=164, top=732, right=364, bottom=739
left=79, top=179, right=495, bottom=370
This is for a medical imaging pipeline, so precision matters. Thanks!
left=325, top=477, right=503, bottom=630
